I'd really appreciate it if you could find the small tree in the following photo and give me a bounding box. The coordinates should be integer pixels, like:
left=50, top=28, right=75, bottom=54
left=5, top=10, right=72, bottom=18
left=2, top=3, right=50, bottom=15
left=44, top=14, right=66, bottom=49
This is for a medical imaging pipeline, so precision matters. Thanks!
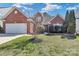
left=33, top=13, right=43, bottom=39
left=67, top=10, right=76, bottom=34
left=36, top=25, right=44, bottom=33
left=63, top=10, right=69, bottom=33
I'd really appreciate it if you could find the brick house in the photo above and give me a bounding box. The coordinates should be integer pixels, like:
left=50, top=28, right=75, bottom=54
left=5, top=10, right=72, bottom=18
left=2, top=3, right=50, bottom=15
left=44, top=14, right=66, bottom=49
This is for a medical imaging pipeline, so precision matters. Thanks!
left=43, top=14, right=64, bottom=33
left=33, top=12, right=64, bottom=33
left=75, top=7, right=79, bottom=34
left=0, top=7, right=65, bottom=34
left=0, top=7, right=34, bottom=34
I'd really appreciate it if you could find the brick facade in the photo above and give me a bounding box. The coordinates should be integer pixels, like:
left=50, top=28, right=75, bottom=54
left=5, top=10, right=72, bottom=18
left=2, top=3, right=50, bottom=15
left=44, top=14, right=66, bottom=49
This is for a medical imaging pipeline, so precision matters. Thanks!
left=3, top=7, right=34, bottom=34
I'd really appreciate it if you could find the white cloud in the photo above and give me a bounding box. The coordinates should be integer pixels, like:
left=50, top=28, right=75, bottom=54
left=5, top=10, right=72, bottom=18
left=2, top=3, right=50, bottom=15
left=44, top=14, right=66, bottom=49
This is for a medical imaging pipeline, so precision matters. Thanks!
left=23, top=6, right=28, bottom=9
left=66, top=5, right=79, bottom=10
left=66, top=7, right=77, bottom=10
left=12, top=3, right=34, bottom=8
left=12, top=3, right=22, bottom=8
left=41, top=3, right=62, bottom=12
left=12, top=3, right=34, bottom=11
left=23, top=6, right=33, bottom=11
left=21, top=3, right=34, bottom=6
left=66, top=5, right=79, bottom=18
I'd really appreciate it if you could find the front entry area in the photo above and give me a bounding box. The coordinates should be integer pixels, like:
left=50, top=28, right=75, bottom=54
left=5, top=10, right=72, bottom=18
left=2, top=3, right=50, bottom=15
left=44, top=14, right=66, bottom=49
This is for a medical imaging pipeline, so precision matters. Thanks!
left=5, top=23, right=27, bottom=34
left=44, top=25, right=64, bottom=33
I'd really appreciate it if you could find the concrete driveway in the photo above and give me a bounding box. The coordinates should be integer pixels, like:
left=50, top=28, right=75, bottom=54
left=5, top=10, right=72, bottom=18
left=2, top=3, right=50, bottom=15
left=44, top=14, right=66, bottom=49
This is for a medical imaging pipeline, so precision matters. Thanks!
left=0, top=34, right=26, bottom=44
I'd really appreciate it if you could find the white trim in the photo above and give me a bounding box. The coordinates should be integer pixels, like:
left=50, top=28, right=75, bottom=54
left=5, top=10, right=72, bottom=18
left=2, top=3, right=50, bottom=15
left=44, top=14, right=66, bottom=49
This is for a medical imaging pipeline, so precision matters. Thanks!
left=48, top=16, right=56, bottom=24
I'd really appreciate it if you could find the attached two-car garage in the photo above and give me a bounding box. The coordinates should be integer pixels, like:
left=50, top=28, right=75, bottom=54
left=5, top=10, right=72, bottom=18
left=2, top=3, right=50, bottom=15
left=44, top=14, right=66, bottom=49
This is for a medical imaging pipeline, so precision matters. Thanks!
left=3, top=7, right=34, bottom=34
left=5, top=23, right=27, bottom=34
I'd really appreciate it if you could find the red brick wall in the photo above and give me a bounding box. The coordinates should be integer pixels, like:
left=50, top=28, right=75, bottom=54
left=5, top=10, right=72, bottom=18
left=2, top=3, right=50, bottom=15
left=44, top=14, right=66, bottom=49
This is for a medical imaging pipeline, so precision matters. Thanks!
left=4, top=9, right=27, bottom=23
left=29, top=22, right=34, bottom=33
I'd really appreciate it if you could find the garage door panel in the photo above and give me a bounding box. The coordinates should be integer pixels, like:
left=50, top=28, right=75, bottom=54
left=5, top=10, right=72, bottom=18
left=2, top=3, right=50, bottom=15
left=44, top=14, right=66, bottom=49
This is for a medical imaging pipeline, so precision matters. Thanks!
left=6, top=23, right=27, bottom=34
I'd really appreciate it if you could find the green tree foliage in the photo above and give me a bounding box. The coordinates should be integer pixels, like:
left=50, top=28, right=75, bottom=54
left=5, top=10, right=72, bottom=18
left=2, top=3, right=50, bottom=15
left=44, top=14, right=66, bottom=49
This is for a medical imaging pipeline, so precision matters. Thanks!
left=67, top=10, right=76, bottom=34
left=63, top=10, right=69, bottom=33
left=64, top=10, right=76, bottom=34
left=0, top=26, right=4, bottom=33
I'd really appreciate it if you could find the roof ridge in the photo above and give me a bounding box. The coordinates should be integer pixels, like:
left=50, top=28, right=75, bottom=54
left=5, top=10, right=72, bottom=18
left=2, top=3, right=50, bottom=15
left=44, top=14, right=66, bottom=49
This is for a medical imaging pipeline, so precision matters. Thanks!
left=2, top=6, right=29, bottom=19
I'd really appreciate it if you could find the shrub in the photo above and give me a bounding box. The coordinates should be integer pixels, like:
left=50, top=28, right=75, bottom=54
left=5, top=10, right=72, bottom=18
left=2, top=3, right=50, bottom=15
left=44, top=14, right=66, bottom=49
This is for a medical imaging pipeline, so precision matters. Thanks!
left=0, top=26, right=4, bottom=33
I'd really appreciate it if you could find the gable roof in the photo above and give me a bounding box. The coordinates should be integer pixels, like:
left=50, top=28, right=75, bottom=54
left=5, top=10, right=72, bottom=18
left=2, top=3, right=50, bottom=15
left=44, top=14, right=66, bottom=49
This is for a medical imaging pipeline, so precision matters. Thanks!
left=3, top=6, right=29, bottom=19
left=42, top=12, right=53, bottom=24
left=32, top=12, right=53, bottom=24
left=32, top=12, right=65, bottom=25
left=0, top=7, right=31, bottom=21
left=33, top=12, right=43, bottom=18
left=0, top=7, right=12, bottom=20
left=32, top=12, right=43, bottom=22
left=49, top=14, right=64, bottom=24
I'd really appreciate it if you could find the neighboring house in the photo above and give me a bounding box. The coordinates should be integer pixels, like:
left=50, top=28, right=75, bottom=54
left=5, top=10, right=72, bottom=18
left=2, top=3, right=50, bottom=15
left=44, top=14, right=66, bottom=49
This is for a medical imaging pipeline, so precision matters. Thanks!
left=33, top=12, right=43, bottom=23
left=0, top=7, right=34, bottom=34
left=32, top=12, right=44, bottom=33
left=42, top=12, right=53, bottom=25
left=76, top=18, right=79, bottom=34
left=44, top=14, right=64, bottom=33
left=75, top=7, right=79, bottom=34
left=33, top=12, right=64, bottom=33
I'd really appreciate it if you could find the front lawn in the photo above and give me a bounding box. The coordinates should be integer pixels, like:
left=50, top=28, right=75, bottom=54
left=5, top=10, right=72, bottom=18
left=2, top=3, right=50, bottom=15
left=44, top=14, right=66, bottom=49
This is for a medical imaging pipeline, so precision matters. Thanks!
left=76, top=35, right=79, bottom=40
left=0, top=34, right=79, bottom=56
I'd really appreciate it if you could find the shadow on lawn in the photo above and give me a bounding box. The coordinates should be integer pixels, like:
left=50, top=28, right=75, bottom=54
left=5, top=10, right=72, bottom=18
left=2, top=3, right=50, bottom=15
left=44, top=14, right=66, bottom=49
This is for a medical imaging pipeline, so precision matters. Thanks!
left=14, top=37, right=42, bottom=50
left=28, top=38, right=42, bottom=43
left=45, top=33, right=76, bottom=40
left=61, top=34, right=76, bottom=40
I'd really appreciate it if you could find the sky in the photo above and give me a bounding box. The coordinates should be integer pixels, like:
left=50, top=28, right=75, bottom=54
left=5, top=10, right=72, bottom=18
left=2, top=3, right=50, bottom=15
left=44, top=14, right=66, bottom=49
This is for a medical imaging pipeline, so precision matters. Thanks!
left=0, top=3, right=79, bottom=16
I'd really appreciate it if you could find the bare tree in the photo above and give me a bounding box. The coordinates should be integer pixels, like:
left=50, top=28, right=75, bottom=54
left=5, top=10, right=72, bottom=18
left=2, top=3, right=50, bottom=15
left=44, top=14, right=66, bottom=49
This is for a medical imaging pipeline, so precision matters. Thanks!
left=33, top=12, right=43, bottom=39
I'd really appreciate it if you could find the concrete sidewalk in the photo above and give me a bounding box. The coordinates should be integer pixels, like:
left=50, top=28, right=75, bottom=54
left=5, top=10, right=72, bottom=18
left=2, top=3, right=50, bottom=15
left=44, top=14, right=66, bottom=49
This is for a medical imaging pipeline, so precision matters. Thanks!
left=0, top=34, right=29, bottom=44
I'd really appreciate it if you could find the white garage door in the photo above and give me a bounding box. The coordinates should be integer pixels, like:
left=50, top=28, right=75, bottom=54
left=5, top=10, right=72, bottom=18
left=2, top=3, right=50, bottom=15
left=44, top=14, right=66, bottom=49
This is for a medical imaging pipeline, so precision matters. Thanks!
left=5, top=23, right=27, bottom=34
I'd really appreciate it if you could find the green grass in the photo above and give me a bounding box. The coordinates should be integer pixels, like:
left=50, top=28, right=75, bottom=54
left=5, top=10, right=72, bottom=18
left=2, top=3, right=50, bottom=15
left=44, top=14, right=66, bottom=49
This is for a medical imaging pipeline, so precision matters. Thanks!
left=76, top=35, right=79, bottom=40
left=0, top=34, right=79, bottom=56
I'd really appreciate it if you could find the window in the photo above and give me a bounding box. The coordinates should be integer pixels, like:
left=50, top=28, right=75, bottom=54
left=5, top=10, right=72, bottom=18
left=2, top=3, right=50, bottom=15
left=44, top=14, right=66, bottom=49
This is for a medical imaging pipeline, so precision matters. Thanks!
left=14, top=10, right=18, bottom=14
